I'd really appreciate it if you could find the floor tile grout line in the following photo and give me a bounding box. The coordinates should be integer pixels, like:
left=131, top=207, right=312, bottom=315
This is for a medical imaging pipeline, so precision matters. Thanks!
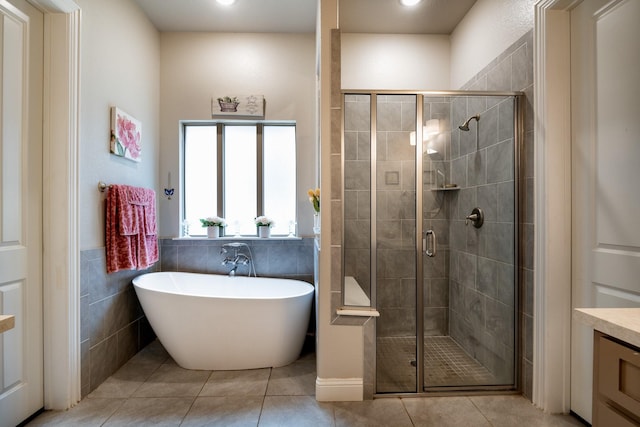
left=255, top=367, right=273, bottom=426
left=126, top=359, right=166, bottom=399
left=178, top=370, right=214, bottom=426
left=255, top=395, right=266, bottom=427
left=400, top=397, right=418, bottom=427
left=468, top=396, right=496, bottom=426
left=195, top=370, right=214, bottom=397
left=99, top=398, right=127, bottom=427
left=176, top=396, right=198, bottom=427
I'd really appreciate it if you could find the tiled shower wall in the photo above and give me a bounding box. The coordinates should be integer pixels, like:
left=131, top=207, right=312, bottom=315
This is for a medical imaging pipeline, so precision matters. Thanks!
left=344, top=91, right=517, bottom=380
left=447, top=94, right=517, bottom=384
left=374, top=95, right=418, bottom=338
left=458, top=29, right=534, bottom=397
left=344, top=95, right=454, bottom=338
left=81, top=238, right=314, bottom=397
left=422, top=97, right=453, bottom=337
left=80, top=248, right=157, bottom=397
left=343, top=94, right=371, bottom=300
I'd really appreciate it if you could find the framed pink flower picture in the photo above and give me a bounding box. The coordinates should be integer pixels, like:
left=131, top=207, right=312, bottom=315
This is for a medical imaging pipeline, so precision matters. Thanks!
left=110, top=107, right=142, bottom=162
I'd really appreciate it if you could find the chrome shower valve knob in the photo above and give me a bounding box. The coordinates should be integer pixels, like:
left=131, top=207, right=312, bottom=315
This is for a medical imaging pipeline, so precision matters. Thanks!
left=465, top=207, right=484, bottom=228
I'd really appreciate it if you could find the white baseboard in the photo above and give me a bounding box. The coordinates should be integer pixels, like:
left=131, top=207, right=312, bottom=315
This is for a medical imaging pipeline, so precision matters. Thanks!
left=315, top=377, right=363, bottom=401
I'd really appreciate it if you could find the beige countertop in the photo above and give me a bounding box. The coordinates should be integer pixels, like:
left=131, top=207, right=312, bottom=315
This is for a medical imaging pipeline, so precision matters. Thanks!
left=0, top=315, right=15, bottom=334
left=574, top=308, right=640, bottom=348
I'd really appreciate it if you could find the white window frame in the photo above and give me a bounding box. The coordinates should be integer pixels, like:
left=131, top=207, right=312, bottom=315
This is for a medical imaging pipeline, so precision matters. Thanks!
left=181, top=120, right=297, bottom=237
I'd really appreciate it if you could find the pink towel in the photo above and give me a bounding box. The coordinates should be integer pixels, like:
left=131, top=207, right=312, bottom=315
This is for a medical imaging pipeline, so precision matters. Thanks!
left=106, top=184, right=158, bottom=273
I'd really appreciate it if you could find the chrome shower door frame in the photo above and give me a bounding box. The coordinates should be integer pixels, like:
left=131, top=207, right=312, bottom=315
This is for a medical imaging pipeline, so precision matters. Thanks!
left=341, top=90, right=525, bottom=397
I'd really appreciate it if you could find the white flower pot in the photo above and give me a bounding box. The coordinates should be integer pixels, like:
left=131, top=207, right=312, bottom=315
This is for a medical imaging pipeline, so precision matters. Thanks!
left=313, top=212, right=320, bottom=234
left=207, top=226, right=220, bottom=238
left=258, top=226, right=270, bottom=238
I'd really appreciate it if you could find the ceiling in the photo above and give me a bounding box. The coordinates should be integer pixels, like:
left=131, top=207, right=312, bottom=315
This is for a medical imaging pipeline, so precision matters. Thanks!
left=340, top=0, right=476, bottom=34
left=132, top=0, right=476, bottom=34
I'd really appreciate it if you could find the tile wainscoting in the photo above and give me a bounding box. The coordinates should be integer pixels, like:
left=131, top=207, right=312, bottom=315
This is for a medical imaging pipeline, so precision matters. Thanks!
left=80, top=248, right=158, bottom=397
left=159, top=238, right=314, bottom=282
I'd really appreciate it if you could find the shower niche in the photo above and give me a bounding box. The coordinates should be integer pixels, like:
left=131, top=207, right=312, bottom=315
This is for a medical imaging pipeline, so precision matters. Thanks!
left=342, top=91, right=524, bottom=394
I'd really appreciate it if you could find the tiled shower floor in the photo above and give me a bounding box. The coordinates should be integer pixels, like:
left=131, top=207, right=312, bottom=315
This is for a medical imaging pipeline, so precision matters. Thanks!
left=377, top=336, right=498, bottom=393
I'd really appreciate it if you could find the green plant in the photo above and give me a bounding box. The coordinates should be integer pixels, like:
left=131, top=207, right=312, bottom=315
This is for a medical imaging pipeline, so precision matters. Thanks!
left=217, top=96, right=238, bottom=103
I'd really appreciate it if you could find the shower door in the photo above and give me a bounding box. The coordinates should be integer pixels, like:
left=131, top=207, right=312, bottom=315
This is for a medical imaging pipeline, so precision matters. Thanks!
left=344, top=92, right=521, bottom=395
left=373, top=94, right=418, bottom=393
left=421, top=94, right=519, bottom=391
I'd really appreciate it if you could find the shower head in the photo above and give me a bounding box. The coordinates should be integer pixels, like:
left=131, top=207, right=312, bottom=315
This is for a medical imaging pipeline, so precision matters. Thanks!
left=458, top=114, right=480, bottom=131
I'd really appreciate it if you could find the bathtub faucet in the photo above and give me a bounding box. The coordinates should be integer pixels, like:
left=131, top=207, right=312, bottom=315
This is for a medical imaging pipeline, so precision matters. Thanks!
left=228, top=264, right=238, bottom=277
left=220, top=242, right=253, bottom=276
left=233, top=253, right=250, bottom=265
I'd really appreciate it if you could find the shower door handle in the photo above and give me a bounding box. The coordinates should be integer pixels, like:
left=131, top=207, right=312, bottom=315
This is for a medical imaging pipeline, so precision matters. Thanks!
left=423, top=230, right=436, bottom=257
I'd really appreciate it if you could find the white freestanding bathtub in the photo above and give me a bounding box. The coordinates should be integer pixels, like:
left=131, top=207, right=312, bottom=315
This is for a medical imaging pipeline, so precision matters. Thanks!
left=132, top=271, right=314, bottom=370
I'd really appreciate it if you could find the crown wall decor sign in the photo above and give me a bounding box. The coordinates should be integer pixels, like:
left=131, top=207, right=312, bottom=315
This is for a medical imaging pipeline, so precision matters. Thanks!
left=211, top=94, right=265, bottom=118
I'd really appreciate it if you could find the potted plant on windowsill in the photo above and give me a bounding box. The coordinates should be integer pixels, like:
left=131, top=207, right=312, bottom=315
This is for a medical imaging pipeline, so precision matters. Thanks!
left=255, top=216, right=274, bottom=238
left=200, top=216, right=226, bottom=238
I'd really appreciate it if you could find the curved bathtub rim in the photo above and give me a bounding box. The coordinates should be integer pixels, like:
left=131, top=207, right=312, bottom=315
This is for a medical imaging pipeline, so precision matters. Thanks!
left=132, top=271, right=315, bottom=300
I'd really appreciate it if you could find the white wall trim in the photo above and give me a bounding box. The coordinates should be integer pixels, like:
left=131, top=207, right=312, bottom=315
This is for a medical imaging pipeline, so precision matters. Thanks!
left=41, top=1, right=81, bottom=410
left=315, top=377, right=363, bottom=402
left=533, top=0, right=573, bottom=414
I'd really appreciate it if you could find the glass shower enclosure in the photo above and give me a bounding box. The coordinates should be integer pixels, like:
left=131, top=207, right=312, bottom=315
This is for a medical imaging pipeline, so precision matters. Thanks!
left=342, top=91, right=524, bottom=394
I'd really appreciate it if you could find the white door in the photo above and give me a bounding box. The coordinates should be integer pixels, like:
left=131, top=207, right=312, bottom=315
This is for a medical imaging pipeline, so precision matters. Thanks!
left=0, top=0, right=43, bottom=425
left=570, top=0, right=640, bottom=422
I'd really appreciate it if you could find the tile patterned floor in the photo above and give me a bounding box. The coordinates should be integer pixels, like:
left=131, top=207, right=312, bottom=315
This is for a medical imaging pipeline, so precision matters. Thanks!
left=27, top=340, right=585, bottom=427
left=377, top=336, right=499, bottom=392
left=424, top=336, right=497, bottom=387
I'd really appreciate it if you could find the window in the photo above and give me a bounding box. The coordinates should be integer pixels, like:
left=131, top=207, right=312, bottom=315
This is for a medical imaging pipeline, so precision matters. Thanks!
left=183, top=122, right=296, bottom=236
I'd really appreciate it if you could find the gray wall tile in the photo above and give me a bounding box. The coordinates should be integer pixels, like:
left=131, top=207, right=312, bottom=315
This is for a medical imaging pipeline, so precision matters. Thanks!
left=446, top=31, right=533, bottom=388
left=81, top=339, right=90, bottom=398
left=90, top=334, right=118, bottom=391
left=486, top=139, right=514, bottom=183
left=498, top=99, right=515, bottom=143
left=477, top=184, right=497, bottom=222
left=467, top=150, right=487, bottom=187
left=487, top=56, right=512, bottom=91
left=478, top=105, right=498, bottom=150
left=512, top=44, right=531, bottom=91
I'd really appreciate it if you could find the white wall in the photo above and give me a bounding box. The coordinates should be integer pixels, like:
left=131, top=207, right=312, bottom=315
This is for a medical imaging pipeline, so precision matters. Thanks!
left=450, top=0, right=535, bottom=88
left=158, top=32, right=316, bottom=237
left=78, top=0, right=160, bottom=250
left=341, top=34, right=450, bottom=90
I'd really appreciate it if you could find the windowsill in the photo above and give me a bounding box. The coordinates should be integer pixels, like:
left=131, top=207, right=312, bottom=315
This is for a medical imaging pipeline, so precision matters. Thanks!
left=173, top=236, right=303, bottom=241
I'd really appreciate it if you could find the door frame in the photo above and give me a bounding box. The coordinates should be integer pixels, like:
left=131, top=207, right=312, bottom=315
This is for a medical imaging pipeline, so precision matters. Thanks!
left=30, top=0, right=81, bottom=410
left=533, top=0, right=574, bottom=414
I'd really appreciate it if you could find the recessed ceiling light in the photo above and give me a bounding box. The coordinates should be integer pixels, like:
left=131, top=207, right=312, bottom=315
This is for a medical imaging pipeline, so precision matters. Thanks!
left=400, top=0, right=422, bottom=6
left=216, top=0, right=236, bottom=5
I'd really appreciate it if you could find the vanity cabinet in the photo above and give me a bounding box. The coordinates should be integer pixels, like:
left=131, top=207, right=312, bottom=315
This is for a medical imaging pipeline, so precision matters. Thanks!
left=593, top=331, right=640, bottom=426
